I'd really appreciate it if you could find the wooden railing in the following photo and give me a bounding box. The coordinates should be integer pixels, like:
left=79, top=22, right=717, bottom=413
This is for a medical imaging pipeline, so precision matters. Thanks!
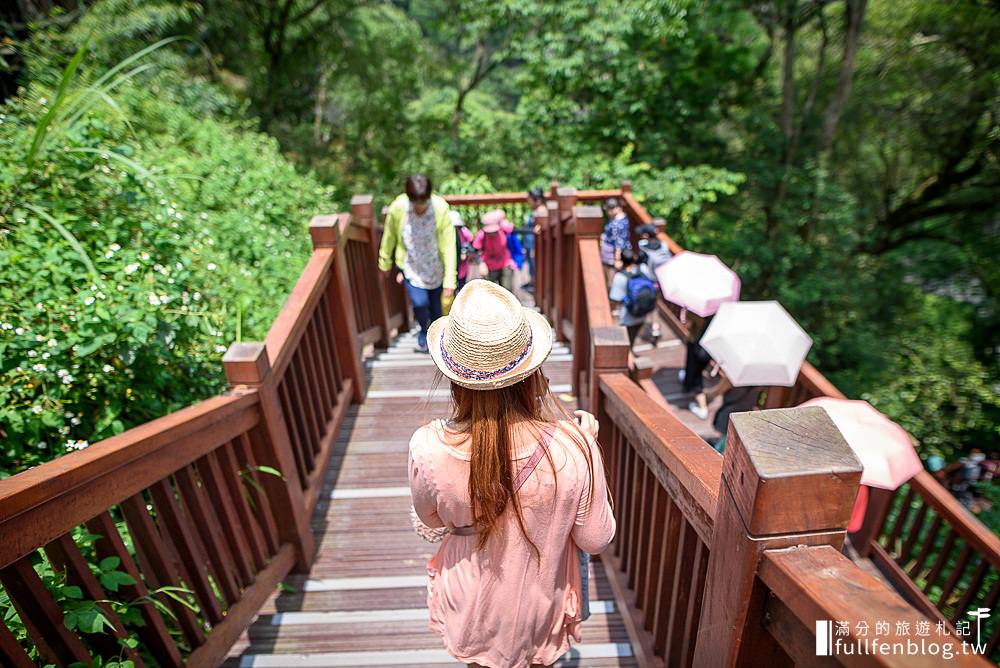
left=0, top=201, right=407, bottom=665
left=610, top=186, right=1000, bottom=658
left=530, top=183, right=992, bottom=666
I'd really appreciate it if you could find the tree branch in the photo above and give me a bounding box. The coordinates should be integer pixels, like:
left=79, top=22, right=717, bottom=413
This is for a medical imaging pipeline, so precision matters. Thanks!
left=818, top=0, right=867, bottom=154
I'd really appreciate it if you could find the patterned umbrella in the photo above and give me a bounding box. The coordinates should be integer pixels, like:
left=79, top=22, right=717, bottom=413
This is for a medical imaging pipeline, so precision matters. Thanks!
left=654, top=251, right=740, bottom=318
left=700, top=301, right=812, bottom=387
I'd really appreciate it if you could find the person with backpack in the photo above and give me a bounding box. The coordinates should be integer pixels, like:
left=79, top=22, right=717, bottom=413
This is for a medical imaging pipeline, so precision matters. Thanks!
left=608, top=248, right=657, bottom=348
left=474, top=209, right=516, bottom=292
left=636, top=223, right=672, bottom=270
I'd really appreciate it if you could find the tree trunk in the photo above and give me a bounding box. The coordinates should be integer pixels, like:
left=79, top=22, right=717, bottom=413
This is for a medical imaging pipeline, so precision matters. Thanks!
left=818, top=0, right=867, bottom=155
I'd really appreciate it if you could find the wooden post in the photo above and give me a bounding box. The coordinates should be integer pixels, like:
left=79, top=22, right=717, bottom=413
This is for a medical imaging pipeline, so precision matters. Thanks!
left=545, top=200, right=559, bottom=324
left=310, top=215, right=365, bottom=402
left=554, top=187, right=577, bottom=342
left=571, top=205, right=604, bottom=401
left=849, top=486, right=894, bottom=558
left=692, top=406, right=863, bottom=667
left=589, top=326, right=629, bottom=416
left=763, top=385, right=790, bottom=409
left=534, top=204, right=549, bottom=316
left=223, top=343, right=315, bottom=571
left=352, top=195, right=392, bottom=348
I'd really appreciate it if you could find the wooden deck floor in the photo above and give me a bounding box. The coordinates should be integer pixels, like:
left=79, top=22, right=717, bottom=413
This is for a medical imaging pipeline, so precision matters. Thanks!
left=225, top=325, right=638, bottom=667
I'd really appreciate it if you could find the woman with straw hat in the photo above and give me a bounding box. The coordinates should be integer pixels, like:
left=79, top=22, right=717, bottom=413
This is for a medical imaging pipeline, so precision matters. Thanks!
left=408, top=280, right=616, bottom=667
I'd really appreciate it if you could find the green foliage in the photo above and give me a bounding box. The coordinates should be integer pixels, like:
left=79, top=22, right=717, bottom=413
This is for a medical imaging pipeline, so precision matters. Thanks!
left=0, top=17, right=335, bottom=474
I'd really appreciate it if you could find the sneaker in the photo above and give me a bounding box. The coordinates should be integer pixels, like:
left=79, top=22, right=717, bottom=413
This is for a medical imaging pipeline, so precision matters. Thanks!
left=677, top=369, right=686, bottom=383
left=414, top=343, right=429, bottom=354
left=688, top=402, right=708, bottom=420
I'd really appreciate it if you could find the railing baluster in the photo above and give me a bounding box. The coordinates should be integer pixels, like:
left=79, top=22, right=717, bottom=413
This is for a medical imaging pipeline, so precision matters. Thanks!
left=119, top=494, right=207, bottom=645
left=652, top=499, right=683, bottom=654
left=899, top=499, right=930, bottom=565
left=219, top=439, right=270, bottom=570
left=937, top=544, right=973, bottom=607
left=924, top=528, right=958, bottom=592
left=631, top=466, right=653, bottom=596
left=199, top=451, right=256, bottom=585
left=44, top=533, right=143, bottom=663
left=147, top=479, right=224, bottom=624
left=237, top=430, right=281, bottom=556
left=639, top=482, right=666, bottom=623
left=0, top=617, right=34, bottom=667
left=0, top=557, right=91, bottom=665
left=908, top=514, right=943, bottom=579
left=86, top=511, right=182, bottom=665
left=174, top=465, right=242, bottom=605
left=276, top=377, right=312, bottom=483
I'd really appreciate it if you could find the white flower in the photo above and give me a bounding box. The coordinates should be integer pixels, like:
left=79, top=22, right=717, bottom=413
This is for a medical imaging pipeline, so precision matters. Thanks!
left=31, top=405, right=43, bottom=415
left=27, top=350, right=36, bottom=357
left=37, top=441, right=47, bottom=449
left=65, top=411, right=74, bottom=418
left=58, top=426, right=70, bottom=435
left=84, top=296, right=95, bottom=306
left=105, top=251, right=114, bottom=259
left=0, top=322, right=11, bottom=330
left=148, top=293, right=161, bottom=306
left=102, top=364, right=114, bottom=373
left=207, top=262, right=217, bottom=271
left=65, top=440, right=89, bottom=451
left=215, top=345, right=228, bottom=353
left=56, top=369, right=69, bottom=377
left=96, top=292, right=105, bottom=300
left=176, top=262, right=184, bottom=270
left=41, top=352, right=50, bottom=359
left=193, top=292, right=202, bottom=301
left=61, top=375, right=73, bottom=385
left=32, top=363, right=46, bottom=372
left=15, top=327, right=24, bottom=335
left=200, top=212, right=208, bottom=220
left=47, top=338, right=56, bottom=347
left=124, top=263, right=140, bottom=275
left=70, top=417, right=80, bottom=425
left=139, top=252, right=150, bottom=260
left=110, top=243, right=121, bottom=251
left=35, top=334, right=45, bottom=342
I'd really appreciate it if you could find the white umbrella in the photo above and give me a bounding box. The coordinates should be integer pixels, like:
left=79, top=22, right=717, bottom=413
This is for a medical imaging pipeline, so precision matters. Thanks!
left=700, top=301, right=812, bottom=387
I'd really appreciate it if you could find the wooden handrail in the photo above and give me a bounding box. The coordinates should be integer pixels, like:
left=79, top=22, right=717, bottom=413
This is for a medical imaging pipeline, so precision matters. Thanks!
left=600, top=373, right=720, bottom=544
left=759, top=545, right=990, bottom=667
left=0, top=391, right=260, bottom=567
left=620, top=182, right=998, bottom=641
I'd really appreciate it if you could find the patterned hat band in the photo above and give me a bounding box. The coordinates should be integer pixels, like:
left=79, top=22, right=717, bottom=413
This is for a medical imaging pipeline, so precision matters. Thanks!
left=439, top=330, right=534, bottom=382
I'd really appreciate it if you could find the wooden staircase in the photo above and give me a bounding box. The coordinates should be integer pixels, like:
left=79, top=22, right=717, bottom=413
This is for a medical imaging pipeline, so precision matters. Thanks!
left=224, top=329, right=639, bottom=666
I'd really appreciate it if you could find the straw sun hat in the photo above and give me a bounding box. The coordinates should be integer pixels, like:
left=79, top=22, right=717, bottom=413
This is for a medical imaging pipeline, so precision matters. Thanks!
left=427, top=280, right=552, bottom=390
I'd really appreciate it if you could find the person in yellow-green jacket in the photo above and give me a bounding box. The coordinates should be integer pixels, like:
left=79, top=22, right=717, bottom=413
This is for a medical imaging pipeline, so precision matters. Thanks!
left=378, top=174, right=457, bottom=353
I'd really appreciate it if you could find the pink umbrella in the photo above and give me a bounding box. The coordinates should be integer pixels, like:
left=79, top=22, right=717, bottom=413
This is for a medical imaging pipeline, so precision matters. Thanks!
left=800, top=397, right=923, bottom=532
left=655, top=251, right=740, bottom=318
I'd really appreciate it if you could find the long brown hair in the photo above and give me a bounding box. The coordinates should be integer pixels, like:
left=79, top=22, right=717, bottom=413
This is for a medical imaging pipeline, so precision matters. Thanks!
left=440, top=369, right=602, bottom=554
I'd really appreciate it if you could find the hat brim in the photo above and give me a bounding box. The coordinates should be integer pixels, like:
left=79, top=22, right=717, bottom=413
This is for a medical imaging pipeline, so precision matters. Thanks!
left=427, top=308, right=553, bottom=390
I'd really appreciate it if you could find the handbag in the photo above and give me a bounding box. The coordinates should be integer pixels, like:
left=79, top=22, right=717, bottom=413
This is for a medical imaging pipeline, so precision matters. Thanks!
left=410, top=424, right=556, bottom=543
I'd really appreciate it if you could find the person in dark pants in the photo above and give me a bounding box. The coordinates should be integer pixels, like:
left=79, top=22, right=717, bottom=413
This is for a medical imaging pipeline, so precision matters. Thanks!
left=711, top=382, right=763, bottom=453
left=521, top=187, right=544, bottom=290
left=680, top=313, right=714, bottom=419
left=378, top=175, right=457, bottom=353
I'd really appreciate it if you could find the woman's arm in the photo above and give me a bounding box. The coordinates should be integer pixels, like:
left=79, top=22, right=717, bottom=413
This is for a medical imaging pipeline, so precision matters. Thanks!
left=408, top=433, right=445, bottom=529
left=572, top=434, right=616, bottom=554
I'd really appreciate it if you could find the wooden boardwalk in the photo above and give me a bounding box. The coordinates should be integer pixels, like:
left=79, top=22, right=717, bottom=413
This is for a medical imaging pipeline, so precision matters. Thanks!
left=225, top=327, right=638, bottom=666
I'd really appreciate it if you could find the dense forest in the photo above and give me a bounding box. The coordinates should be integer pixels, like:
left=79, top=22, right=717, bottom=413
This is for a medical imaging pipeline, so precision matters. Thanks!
left=1, top=0, right=998, bottom=484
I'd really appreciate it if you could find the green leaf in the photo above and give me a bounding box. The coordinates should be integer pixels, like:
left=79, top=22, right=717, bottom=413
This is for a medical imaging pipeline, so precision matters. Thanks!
left=26, top=41, right=89, bottom=167
left=62, top=585, right=83, bottom=599
left=254, top=465, right=284, bottom=480
left=98, top=556, right=120, bottom=571
left=99, top=570, right=135, bottom=592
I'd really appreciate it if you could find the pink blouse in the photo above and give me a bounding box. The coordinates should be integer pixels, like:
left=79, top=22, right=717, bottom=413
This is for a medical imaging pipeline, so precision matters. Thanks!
left=408, top=419, right=616, bottom=667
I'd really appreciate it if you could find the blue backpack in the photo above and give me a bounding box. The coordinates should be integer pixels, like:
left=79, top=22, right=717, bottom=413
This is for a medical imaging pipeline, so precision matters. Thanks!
left=624, top=270, right=657, bottom=317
